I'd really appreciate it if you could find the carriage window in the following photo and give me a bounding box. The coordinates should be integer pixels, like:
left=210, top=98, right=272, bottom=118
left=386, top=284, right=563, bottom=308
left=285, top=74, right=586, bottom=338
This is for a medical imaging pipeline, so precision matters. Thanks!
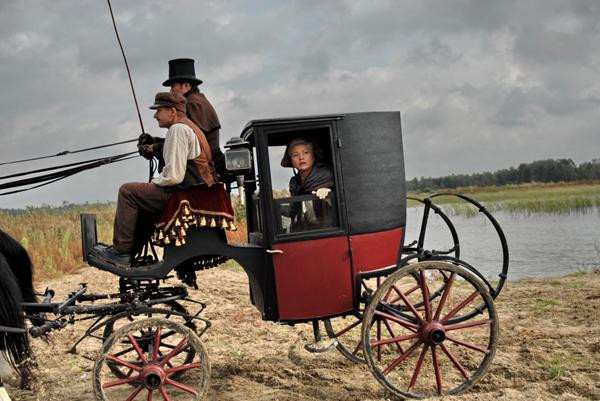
left=267, top=127, right=340, bottom=235
left=274, top=192, right=338, bottom=234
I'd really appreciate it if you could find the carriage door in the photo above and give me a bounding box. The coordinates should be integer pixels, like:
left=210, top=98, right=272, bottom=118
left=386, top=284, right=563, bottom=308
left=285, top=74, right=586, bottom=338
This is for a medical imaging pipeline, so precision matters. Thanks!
left=263, top=125, right=353, bottom=321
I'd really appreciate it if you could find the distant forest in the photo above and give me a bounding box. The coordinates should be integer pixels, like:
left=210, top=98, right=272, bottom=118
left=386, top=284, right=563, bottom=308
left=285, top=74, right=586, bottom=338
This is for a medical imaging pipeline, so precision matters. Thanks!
left=407, top=158, right=600, bottom=191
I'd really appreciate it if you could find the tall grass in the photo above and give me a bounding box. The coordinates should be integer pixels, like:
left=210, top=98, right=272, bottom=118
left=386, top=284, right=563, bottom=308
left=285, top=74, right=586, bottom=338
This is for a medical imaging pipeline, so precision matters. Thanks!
left=409, top=181, right=600, bottom=216
left=4, top=181, right=598, bottom=280
left=0, top=200, right=250, bottom=281
left=0, top=203, right=116, bottom=280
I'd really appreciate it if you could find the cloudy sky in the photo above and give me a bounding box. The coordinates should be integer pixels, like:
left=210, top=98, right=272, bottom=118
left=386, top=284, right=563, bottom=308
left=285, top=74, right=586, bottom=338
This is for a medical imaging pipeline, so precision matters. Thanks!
left=1, top=0, right=599, bottom=208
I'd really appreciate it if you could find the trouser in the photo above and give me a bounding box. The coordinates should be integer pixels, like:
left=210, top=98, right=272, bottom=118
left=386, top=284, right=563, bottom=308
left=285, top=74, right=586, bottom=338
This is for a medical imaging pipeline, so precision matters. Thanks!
left=113, top=182, right=169, bottom=253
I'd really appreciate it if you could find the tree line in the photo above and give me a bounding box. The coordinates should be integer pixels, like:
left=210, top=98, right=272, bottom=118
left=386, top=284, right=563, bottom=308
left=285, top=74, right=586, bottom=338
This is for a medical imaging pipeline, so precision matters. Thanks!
left=407, top=158, right=600, bottom=191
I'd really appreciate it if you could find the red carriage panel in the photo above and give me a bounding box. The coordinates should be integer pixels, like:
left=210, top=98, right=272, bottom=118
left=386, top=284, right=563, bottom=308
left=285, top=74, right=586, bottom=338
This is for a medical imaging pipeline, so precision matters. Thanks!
left=350, top=227, right=403, bottom=274
left=271, top=236, right=353, bottom=321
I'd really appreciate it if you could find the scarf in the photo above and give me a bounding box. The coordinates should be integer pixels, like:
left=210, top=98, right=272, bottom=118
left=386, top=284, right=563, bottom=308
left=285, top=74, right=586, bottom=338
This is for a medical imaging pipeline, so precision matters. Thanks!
left=289, top=164, right=334, bottom=195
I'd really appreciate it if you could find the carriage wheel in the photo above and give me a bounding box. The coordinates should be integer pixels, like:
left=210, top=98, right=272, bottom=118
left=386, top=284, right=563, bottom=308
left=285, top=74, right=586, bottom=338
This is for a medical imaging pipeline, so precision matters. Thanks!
left=324, top=313, right=365, bottom=363
left=94, top=318, right=210, bottom=401
left=102, top=303, right=197, bottom=383
left=361, top=261, right=498, bottom=399
left=324, top=276, right=392, bottom=364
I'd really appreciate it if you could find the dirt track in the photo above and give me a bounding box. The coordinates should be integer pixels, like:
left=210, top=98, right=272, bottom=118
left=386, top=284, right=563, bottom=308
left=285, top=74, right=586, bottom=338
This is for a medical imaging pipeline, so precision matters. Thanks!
left=5, top=264, right=600, bottom=401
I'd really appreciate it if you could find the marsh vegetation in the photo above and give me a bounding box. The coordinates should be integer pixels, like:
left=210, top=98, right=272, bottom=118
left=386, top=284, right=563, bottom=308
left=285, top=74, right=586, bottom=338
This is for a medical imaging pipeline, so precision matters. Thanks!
left=1, top=181, right=598, bottom=280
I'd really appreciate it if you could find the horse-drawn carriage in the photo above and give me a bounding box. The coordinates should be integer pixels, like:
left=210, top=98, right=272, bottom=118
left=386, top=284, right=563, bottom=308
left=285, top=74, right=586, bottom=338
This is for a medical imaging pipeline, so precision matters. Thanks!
left=1, top=111, right=508, bottom=400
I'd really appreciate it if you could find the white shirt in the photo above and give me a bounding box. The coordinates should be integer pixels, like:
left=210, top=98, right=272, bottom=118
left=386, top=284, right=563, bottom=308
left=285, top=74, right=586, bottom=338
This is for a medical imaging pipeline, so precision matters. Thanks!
left=152, top=123, right=202, bottom=187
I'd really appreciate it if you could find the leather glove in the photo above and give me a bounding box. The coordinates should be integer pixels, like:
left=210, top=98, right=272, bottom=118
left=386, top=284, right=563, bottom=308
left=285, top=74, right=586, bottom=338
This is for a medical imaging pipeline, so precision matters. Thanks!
left=137, top=143, right=155, bottom=160
left=137, top=133, right=155, bottom=160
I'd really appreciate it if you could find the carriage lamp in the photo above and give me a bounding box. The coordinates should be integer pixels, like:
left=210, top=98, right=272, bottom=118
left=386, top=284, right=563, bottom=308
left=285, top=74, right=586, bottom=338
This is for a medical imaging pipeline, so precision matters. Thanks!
left=225, top=137, right=252, bottom=173
left=225, top=137, right=252, bottom=205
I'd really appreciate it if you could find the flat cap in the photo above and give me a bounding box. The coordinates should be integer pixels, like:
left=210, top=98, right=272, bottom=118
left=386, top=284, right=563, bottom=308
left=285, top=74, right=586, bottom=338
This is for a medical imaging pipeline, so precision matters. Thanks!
left=149, top=92, right=187, bottom=114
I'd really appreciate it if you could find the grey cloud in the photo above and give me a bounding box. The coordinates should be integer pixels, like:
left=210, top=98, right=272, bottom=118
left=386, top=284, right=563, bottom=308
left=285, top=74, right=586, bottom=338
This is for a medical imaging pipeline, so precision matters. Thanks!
left=405, top=38, right=462, bottom=66
left=297, top=49, right=332, bottom=81
left=2, top=0, right=600, bottom=208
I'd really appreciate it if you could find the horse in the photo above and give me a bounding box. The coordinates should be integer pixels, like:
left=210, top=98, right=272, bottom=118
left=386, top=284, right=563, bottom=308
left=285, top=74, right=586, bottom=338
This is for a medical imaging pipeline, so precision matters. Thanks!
left=0, top=229, right=36, bottom=396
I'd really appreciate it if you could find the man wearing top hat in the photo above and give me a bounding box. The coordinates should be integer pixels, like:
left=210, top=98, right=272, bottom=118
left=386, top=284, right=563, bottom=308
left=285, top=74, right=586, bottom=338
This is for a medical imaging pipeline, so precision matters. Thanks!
left=164, top=58, right=226, bottom=178
left=92, top=92, right=217, bottom=268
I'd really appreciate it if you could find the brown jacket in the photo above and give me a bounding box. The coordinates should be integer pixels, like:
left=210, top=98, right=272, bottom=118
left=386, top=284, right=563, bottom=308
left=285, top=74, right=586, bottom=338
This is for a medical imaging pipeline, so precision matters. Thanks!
left=185, top=88, right=225, bottom=174
left=172, top=116, right=217, bottom=190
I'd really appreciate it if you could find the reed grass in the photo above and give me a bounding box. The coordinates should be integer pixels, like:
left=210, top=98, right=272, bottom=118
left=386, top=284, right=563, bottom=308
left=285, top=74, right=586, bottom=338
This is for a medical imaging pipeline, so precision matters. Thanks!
left=3, top=181, right=598, bottom=280
left=0, top=199, right=250, bottom=280
left=409, top=181, right=600, bottom=216
left=0, top=203, right=115, bottom=280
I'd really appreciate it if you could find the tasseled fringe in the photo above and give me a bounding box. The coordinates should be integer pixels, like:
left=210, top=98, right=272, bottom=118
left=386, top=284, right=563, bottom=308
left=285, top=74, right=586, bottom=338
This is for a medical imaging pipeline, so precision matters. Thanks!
left=175, top=255, right=230, bottom=288
left=152, top=202, right=237, bottom=247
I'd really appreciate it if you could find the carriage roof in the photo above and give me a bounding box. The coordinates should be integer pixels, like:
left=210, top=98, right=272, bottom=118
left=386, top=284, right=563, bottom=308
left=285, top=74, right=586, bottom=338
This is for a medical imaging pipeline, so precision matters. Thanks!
left=241, top=111, right=407, bottom=235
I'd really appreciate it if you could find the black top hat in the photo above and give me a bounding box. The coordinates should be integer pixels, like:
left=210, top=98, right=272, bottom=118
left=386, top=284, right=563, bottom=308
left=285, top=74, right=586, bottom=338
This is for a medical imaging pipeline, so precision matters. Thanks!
left=162, top=58, right=203, bottom=87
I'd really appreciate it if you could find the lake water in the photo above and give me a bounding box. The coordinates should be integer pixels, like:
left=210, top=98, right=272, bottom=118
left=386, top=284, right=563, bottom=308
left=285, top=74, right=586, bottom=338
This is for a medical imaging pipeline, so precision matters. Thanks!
left=404, top=206, right=600, bottom=281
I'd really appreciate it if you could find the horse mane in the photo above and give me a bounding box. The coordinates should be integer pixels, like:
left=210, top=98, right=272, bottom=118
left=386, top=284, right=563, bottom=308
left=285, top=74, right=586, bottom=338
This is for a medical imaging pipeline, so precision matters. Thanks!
left=0, top=230, right=36, bottom=305
left=0, top=253, right=33, bottom=386
left=0, top=229, right=36, bottom=388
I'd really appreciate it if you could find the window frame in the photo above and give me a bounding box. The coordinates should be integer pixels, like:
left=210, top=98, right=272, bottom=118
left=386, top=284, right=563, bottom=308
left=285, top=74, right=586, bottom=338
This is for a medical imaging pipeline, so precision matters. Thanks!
left=254, top=121, right=347, bottom=244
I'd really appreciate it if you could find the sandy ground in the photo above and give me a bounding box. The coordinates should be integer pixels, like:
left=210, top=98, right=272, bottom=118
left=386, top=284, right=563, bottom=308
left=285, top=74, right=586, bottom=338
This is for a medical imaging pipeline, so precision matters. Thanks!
left=4, top=264, right=600, bottom=401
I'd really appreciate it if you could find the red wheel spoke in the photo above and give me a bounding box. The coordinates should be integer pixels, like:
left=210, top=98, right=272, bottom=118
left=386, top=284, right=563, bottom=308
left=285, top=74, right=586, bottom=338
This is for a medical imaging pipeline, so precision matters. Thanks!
left=377, top=319, right=382, bottom=361
left=102, top=374, right=142, bottom=388
left=370, top=332, right=418, bottom=347
left=374, top=310, right=419, bottom=331
left=128, top=333, right=149, bottom=364
left=159, top=386, right=172, bottom=401
left=147, top=390, right=153, bottom=401
left=158, top=351, right=175, bottom=369
left=165, top=361, right=202, bottom=374
left=152, top=327, right=162, bottom=363
left=352, top=339, right=363, bottom=356
left=445, top=335, right=490, bottom=354
left=125, top=385, right=143, bottom=401
left=419, top=270, right=432, bottom=321
left=383, top=340, right=422, bottom=375
left=433, top=273, right=455, bottom=321
left=404, top=283, right=420, bottom=296
left=441, top=290, right=480, bottom=322
left=383, top=286, right=394, bottom=302
left=164, top=378, right=199, bottom=395
left=332, top=318, right=361, bottom=337
left=408, top=344, right=429, bottom=390
left=440, top=343, right=469, bottom=379
left=389, top=285, right=427, bottom=325
left=107, top=355, right=143, bottom=372
left=388, top=284, right=418, bottom=304
left=383, top=319, right=405, bottom=353
left=431, top=346, right=443, bottom=395
left=444, top=319, right=492, bottom=332
left=160, top=336, right=190, bottom=367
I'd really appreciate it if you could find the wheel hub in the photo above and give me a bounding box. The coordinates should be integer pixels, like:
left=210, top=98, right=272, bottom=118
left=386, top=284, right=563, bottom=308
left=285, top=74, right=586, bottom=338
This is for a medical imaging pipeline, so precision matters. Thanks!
left=421, top=321, right=446, bottom=346
left=142, top=365, right=166, bottom=390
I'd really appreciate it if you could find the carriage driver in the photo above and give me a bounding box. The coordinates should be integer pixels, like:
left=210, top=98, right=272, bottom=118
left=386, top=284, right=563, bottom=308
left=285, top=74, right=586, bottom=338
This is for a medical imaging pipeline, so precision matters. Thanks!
left=91, top=92, right=217, bottom=268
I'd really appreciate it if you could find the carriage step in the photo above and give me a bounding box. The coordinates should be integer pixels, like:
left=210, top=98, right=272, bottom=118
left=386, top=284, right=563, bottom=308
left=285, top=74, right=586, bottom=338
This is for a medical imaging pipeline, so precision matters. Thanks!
left=87, top=250, right=166, bottom=280
left=304, top=320, right=338, bottom=353
left=304, top=338, right=338, bottom=353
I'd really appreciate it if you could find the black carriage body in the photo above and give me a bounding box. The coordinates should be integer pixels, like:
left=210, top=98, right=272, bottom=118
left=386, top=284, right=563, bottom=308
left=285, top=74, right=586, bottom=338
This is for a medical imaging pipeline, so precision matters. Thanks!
left=83, top=112, right=407, bottom=325
left=232, top=111, right=407, bottom=323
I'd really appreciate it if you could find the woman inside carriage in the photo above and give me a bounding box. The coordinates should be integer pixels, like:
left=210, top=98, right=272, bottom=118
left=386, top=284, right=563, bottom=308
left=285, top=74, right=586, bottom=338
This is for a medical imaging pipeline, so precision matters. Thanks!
left=281, top=137, right=335, bottom=232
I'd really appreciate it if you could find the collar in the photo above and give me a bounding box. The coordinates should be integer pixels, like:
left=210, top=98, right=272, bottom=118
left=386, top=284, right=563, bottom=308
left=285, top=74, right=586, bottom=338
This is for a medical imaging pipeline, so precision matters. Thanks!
left=185, top=87, right=201, bottom=97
